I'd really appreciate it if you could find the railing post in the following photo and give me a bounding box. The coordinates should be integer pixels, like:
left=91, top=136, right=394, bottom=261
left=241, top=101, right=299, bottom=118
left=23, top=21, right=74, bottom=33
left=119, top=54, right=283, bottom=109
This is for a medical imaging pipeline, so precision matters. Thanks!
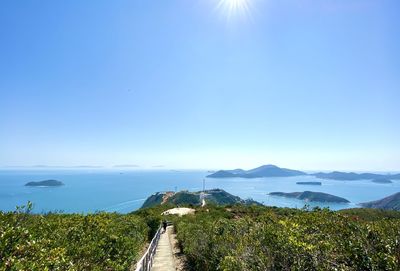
left=134, top=226, right=163, bottom=271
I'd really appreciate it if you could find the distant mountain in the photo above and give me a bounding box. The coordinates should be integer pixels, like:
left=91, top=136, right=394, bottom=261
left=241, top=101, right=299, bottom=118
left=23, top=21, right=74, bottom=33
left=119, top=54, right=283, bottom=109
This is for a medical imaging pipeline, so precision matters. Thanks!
left=207, top=165, right=400, bottom=181
left=269, top=191, right=350, bottom=203
left=141, top=189, right=261, bottom=209
left=229, top=169, right=247, bottom=174
left=312, top=171, right=400, bottom=181
left=360, top=192, right=400, bottom=211
left=25, top=180, right=64, bottom=187
left=207, top=170, right=237, bottom=178
left=207, top=165, right=307, bottom=178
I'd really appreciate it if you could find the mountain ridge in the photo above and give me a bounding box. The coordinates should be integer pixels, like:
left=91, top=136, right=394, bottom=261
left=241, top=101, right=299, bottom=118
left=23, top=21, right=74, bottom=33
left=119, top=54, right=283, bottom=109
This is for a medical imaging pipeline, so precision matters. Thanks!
left=207, top=164, right=307, bottom=178
left=312, top=171, right=400, bottom=181
left=207, top=165, right=400, bottom=180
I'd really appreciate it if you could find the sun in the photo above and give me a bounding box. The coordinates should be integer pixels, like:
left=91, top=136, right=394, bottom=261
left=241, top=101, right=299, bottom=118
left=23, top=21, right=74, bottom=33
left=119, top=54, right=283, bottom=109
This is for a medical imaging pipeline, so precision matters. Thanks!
left=216, top=0, right=252, bottom=21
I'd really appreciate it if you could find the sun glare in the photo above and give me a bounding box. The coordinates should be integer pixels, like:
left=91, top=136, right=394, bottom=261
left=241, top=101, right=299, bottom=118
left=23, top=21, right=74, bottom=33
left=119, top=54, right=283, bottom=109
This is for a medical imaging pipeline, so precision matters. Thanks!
left=216, top=0, right=253, bottom=21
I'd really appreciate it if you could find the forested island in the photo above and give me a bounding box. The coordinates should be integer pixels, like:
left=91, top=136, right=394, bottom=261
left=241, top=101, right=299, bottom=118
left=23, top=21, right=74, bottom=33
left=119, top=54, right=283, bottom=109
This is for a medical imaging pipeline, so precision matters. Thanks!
left=372, top=179, right=393, bottom=184
left=269, top=191, right=350, bottom=203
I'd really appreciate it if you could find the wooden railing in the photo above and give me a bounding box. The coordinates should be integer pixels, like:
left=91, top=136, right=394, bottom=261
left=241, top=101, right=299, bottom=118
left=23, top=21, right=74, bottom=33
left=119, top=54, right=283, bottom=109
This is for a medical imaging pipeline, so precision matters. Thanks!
left=134, top=226, right=162, bottom=271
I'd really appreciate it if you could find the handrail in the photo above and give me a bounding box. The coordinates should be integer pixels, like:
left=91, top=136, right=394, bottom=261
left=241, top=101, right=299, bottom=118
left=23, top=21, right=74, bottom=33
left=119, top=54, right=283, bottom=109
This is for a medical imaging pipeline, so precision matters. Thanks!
left=134, top=226, right=162, bottom=271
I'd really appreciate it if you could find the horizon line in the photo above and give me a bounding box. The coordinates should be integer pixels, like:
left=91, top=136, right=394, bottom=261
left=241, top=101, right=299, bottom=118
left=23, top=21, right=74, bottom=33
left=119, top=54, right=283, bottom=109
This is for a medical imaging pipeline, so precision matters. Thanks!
left=1, top=165, right=399, bottom=173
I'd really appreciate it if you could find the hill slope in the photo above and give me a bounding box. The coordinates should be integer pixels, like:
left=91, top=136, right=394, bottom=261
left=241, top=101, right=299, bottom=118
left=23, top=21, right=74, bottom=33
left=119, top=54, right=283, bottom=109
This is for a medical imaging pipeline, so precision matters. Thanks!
left=360, top=192, right=400, bottom=210
left=141, top=189, right=260, bottom=208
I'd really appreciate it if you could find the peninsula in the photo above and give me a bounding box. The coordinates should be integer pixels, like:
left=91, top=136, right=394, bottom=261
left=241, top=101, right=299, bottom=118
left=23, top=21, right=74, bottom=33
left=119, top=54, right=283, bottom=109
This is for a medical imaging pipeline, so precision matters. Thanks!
left=141, top=189, right=260, bottom=208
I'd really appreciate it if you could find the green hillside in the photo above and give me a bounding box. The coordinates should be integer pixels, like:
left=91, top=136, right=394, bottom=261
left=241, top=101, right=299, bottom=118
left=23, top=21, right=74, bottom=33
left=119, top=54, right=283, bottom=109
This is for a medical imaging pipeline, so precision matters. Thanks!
left=0, top=202, right=148, bottom=271
left=141, top=189, right=260, bottom=209
left=1, top=201, right=400, bottom=270
left=171, top=205, right=400, bottom=271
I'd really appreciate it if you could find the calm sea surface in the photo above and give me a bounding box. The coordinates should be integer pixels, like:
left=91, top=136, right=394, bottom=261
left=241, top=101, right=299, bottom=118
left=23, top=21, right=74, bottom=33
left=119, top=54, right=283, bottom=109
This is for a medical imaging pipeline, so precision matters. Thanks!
left=0, top=170, right=399, bottom=213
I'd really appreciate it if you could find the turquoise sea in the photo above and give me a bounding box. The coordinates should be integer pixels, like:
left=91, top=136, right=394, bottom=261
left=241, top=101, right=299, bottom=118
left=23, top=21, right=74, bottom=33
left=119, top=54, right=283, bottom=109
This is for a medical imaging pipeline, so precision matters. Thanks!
left=0, top=170, right=399, bottom=213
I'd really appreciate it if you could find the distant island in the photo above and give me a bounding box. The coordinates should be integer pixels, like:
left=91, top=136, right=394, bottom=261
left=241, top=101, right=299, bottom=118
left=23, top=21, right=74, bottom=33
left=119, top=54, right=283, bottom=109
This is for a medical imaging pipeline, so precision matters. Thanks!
left=360, top=192, right=400, bottom=211
left=372, top=179, right=392, bottom=184
left=141, top=189, right=260, bottom=208
left=312, top=171, right=400, bottom=181
left=296, top=181, right=322, bottom=185
left=207, top=165, right=307, bottom=178
left=207, top=165, right=400, bottom=181
left=25, top=180, right=64, bottom=187
left=269, top=191, right=350, bottom=203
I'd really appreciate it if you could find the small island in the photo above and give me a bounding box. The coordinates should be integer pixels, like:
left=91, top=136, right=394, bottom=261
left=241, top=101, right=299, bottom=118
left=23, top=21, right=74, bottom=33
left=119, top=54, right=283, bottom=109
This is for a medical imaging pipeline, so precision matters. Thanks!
left=25, top=180, right=64, bottom=187
left=296, top=181, right=322, bottom=185
left=372, top=179, right=392, bottom=184
left=269, top=191, right=350, bottom=203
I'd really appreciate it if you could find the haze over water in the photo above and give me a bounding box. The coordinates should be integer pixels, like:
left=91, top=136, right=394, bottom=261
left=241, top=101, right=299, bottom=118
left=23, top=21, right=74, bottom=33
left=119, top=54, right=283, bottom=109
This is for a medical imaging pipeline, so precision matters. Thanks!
left=1, top=169, right=399, bottom=213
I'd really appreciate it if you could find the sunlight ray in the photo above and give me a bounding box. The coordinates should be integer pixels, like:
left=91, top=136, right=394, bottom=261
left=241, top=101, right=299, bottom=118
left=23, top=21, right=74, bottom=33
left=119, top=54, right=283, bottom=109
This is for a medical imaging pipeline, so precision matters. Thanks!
left=216, top=0, right=254, bottom=22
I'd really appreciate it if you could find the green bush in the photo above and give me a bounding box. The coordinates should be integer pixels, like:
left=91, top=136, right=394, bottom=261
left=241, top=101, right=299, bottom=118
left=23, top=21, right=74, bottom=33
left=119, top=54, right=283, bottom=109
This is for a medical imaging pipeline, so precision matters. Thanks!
left=0, top=203, right=148, bottom=271
left=2, top=202, right=399, bottom=271
left=176, top=206, right=400, bottom=271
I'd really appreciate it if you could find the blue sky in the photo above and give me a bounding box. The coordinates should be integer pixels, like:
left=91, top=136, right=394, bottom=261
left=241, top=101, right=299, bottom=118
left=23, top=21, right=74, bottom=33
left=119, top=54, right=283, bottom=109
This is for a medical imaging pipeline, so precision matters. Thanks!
left=0, top=0, right=399, bottom=171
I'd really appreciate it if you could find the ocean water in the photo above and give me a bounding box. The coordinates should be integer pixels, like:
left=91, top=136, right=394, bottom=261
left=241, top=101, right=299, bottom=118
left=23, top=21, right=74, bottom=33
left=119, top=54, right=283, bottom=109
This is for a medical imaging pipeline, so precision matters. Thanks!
left=0, top=169, right=399, bottom=213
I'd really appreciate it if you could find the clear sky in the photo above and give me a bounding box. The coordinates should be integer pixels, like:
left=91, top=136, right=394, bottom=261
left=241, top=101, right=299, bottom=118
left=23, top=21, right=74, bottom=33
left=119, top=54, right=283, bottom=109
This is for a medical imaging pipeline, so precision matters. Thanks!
left=0, top=0, right=399, bottom=171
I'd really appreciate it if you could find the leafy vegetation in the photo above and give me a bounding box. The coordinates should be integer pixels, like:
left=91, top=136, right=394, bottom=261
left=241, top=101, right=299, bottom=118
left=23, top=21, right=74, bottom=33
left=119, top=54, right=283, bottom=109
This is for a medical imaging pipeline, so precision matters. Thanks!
left=174, top=205, right=400, bottom=271
left=2, top=201, right=400, bottom=271
left=339, top=207, right=400, bottom=221
left=170, top=192, right=201, bottom=206
left=0, top=202, right=148, bottom=271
